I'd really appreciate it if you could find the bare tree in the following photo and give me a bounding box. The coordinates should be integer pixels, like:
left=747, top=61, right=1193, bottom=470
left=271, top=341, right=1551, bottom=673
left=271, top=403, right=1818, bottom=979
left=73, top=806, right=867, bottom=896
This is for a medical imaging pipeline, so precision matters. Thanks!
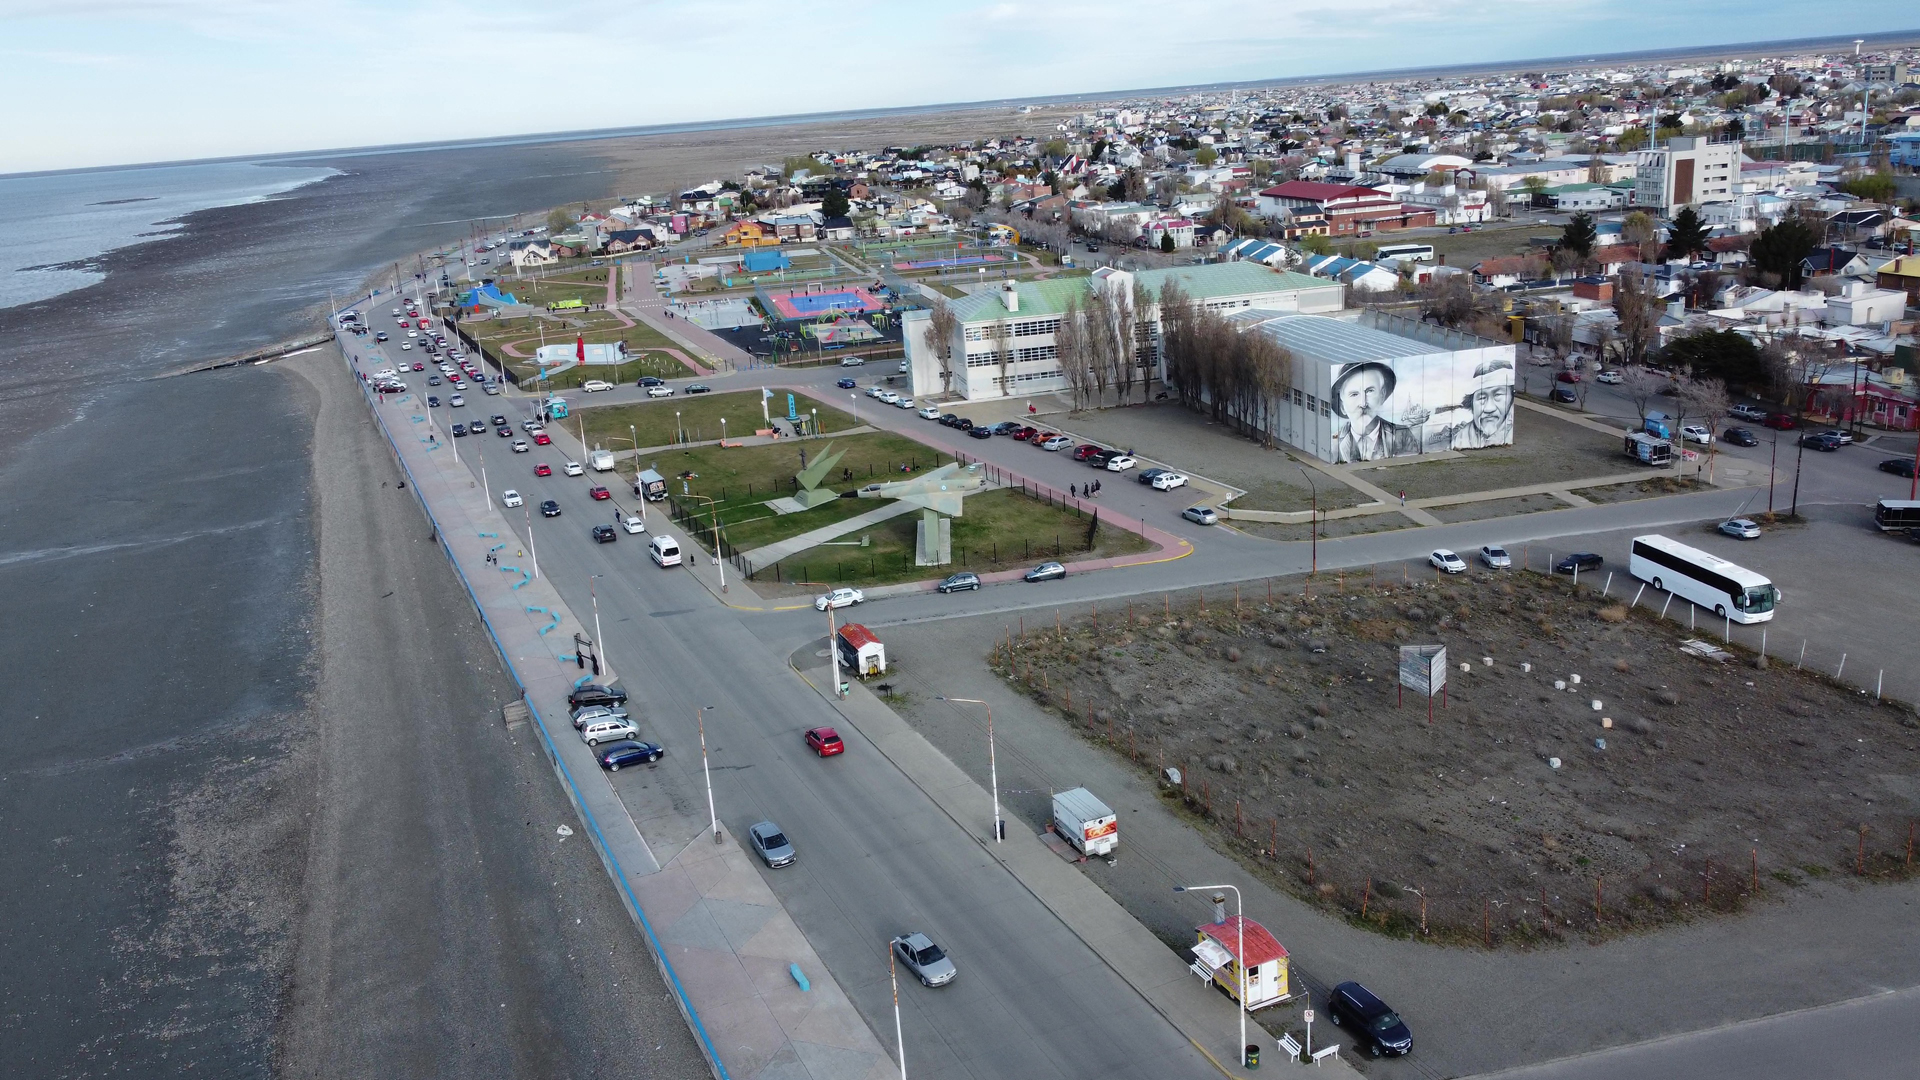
left=1619, top=366, right=1671, bottom=425
left=1679, top=374, right=1732, bottom=478
left=1612, top=271, right=1665, bottom=367
left=1536, top=311, right=1576, bottom=367
left=989, top=319, right=1013, bottom=397
left=1083, top=287, right=1115, bottom=407
left=924, top=299, right=959, bottom=394
left=1621, top=211, right=1661, bottom=263
left=1054, top=298, right=1090, bottom=411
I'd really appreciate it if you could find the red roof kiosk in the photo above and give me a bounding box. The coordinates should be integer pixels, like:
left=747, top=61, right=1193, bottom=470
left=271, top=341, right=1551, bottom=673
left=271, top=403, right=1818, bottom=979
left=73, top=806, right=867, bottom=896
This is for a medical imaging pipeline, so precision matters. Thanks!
left=1190, top=915, right=1292, bottom=1010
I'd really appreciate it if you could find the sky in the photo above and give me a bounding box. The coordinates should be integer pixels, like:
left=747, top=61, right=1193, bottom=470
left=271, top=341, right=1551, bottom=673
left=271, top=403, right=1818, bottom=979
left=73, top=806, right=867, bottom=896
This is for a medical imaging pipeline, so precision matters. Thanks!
left=2, top=0, right=1915, bottom=174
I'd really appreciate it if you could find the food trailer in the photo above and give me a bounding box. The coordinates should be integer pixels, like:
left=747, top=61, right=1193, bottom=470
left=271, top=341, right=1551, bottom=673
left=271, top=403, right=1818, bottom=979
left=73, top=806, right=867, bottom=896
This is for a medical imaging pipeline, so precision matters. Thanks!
left=835, top=623, right=887, bottom=678
left=1190, top=914, right=1291, bottom=1010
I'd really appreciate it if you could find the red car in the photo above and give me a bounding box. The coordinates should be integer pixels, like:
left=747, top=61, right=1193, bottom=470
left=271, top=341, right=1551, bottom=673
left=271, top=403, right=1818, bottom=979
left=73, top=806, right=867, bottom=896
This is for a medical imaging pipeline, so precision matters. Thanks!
left=411, top=361, right=425, bottom=372
left=534, top=463, right=552, bottom=477
left=805, top=727, right=844, bottom=757
left=533, top=433, right=552, bottom=445
left=416, top=319, right=430, bottom=329
left=589, top=486, right=611, bottom=500
left=1031, top=432, right=1055, bottom=446
left=1555, top=370, right=1580, bottom=383
left=1764, top=413, right=1797, bottom=430
left=1073, top=444, right=1105, bottom=461
left=1013, top=426, right=1038, bottom=441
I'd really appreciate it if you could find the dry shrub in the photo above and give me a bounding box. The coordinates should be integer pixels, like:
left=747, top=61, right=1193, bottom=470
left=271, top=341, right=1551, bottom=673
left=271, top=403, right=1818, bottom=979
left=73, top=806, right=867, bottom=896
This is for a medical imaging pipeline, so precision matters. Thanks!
left=1598, top=605, right=1629, bottom=623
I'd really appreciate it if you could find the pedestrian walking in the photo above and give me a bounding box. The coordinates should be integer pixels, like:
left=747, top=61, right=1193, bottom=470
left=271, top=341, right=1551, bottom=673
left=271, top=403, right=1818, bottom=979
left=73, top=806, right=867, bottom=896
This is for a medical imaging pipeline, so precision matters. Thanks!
left=1070, top=483, right=1077, bottom=498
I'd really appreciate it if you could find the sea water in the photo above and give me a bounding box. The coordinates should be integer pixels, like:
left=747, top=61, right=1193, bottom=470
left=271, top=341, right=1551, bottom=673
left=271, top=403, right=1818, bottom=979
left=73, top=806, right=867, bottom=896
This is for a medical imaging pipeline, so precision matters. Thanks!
left=0, top=160, right=337, bottom=310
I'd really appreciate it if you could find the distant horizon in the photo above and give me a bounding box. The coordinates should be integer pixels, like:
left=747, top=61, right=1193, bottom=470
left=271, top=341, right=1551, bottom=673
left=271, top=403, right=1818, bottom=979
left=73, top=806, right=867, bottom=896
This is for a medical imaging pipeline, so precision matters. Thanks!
left=4, top=18, right=1916, bottom=179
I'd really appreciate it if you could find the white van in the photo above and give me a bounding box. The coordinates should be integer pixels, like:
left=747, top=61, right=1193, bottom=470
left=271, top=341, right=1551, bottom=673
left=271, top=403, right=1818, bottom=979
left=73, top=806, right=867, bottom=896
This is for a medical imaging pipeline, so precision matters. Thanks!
left=648, top=535, right=681, bottom=567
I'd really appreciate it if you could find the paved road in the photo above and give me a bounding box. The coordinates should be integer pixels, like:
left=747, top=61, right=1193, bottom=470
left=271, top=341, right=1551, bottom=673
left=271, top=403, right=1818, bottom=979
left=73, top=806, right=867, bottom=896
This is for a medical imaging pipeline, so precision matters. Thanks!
left=274, top=353, right=708, bottom=1079
left=397, top=383, right=1216, bottom=1074
left=1473, top=987, right=1920, bottom=1080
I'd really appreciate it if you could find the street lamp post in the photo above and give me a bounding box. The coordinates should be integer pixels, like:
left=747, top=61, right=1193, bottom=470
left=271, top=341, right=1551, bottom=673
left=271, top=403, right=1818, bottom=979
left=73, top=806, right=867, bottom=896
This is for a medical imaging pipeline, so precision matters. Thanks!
left=1297, top=466, right=1319, bottom=575
left=524, top=505, right=538, bottom=579
left=1175, top=884, right=1248, bottom=1067
left=588, top=575, right=606, bottom=678
left=938, top=698, right=1000, bottom=842
left=889, top=939, right=908, bottom=1080
left=698, top=706, right=719, bottom=843
left=676, top=410, right=682, bottom=444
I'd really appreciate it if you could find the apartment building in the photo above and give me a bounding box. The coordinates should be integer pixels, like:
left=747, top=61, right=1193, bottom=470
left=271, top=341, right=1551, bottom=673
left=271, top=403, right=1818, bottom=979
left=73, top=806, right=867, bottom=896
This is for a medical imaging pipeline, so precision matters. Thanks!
left=1634, top=137, right=1742, bottom=216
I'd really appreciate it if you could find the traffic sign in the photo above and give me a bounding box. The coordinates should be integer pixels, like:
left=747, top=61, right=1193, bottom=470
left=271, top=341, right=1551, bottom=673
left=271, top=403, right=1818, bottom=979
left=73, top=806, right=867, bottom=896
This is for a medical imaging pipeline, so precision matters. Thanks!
left=1303, top=1009, right=1314, bottom=1023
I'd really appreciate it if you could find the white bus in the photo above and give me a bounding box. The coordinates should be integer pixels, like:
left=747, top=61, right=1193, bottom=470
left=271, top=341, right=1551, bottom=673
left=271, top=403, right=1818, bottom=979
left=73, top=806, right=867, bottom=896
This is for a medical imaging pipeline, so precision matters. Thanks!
left=1872, top=499, right=1920, bottom=532
left=1628, top=534, right=1779, bottom=623
left=1374, top=243, right=1436, bottom=264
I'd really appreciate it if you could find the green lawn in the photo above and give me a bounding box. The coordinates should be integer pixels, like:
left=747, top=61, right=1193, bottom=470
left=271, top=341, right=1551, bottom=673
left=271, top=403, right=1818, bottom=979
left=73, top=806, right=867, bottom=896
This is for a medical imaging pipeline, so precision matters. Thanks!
left=516, top=353, right=692, bottom=390
left=469, top=312, right=680, bottom=369
left=577, top=390, right=860, bottom=453
left=747, top=487, right=1152, bottom=588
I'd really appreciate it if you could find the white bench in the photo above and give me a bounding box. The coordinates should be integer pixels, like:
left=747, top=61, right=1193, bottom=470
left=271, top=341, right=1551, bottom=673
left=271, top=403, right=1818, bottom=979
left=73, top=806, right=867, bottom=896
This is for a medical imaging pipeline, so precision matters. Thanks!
left=1312, top=1045, right=1340, bottom=1065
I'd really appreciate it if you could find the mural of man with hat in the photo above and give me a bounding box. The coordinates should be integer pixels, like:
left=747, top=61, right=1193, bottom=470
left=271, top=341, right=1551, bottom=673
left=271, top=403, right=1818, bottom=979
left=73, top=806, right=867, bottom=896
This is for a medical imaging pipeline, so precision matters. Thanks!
left=1331, top=361, right=1426, bottom=463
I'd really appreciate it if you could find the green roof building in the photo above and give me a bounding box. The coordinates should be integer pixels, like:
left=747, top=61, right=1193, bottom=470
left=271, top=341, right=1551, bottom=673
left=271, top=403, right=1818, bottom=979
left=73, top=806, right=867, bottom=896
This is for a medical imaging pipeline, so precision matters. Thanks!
left=904, top=262, right=1344, bottom=402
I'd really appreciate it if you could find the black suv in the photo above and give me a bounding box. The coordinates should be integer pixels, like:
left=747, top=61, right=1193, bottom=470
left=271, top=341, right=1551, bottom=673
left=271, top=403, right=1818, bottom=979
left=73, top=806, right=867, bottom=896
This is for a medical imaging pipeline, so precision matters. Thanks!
left=1329, top=981, right=1412, bottom=1057
left=568, top=684, right=628, bottom=710
left=1554, top=552, right=1603, bottom=574
left=540, top=500, right=561, bottom=517
left=591, top=524, right=618, bottom=543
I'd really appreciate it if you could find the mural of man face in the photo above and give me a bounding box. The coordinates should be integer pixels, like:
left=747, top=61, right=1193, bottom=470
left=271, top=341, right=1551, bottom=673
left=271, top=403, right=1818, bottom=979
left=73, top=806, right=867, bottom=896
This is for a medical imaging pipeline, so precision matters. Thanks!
left=1340, top=367, right=1390, bottom=423
left=1470, top=383, right=1513, bottom=437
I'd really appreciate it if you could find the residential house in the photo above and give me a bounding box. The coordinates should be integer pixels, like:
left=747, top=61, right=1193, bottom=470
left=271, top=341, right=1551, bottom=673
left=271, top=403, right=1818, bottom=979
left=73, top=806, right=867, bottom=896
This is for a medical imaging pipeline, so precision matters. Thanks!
left=1138, top=218, right=1198, bottom=249
left=1218, top=238, right=1297, bottom=267
left=719, top=220, right=775, bottom=247
left=1304, top=254, right=1400, bottom=293
left=1800, top=247, right=1871, bottom=279
left=1826, top=280, right=1908, bottom=325
left=821, top=215, right=856, bottom=241
left=507, top=238, right=556, bottom=269
left=604, top=229, right=655, bottom=254
left=1874, top=254, right=1920, bottom=303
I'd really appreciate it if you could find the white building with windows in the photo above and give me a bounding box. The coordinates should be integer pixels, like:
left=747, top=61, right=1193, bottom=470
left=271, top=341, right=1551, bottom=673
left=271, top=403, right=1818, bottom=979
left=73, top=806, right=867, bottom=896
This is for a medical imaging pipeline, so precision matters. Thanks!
left=903, top=263, right=1344, bottom=402
left=1634, top=137, right=1742, bottom=216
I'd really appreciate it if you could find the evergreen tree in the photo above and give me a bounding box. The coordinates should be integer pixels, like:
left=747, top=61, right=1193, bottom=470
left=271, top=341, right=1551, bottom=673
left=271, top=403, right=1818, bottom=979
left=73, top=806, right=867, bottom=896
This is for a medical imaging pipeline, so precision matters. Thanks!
left=1160, top=232, right=1176, bottom=253
left=821, top=186, right=850, bottom=220
left=1560, top=211, right=1597, bottom=259
left=1664, top=206, right=1711, bottom=261
left=1750, top=218, right=1818, bottom=289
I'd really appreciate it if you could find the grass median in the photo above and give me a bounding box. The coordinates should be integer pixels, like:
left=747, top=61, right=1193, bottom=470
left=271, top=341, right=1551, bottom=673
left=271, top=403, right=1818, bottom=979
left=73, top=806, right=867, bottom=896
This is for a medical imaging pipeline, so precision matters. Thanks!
left=745, top=487, right=1153, bottom=589
left=518, top=354, right=691, bottom=391
left=578, top=390, right=860, bottom=453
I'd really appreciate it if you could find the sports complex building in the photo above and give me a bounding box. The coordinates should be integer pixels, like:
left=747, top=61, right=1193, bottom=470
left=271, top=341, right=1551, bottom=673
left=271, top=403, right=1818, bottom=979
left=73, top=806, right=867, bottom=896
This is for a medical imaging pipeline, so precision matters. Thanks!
left=902, top=262, right=1346, bottom=402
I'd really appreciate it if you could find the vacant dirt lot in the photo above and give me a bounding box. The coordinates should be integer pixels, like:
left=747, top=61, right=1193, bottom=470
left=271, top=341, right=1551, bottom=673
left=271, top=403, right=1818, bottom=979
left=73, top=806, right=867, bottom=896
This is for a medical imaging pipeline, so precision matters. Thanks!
left=997, top=569, right=1920, bottom=945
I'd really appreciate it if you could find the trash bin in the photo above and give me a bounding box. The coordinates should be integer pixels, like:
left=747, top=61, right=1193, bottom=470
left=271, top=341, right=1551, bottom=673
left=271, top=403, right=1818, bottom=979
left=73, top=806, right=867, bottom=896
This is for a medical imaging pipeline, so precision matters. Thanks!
left=1244, top=1044, right=1259, bottom=1068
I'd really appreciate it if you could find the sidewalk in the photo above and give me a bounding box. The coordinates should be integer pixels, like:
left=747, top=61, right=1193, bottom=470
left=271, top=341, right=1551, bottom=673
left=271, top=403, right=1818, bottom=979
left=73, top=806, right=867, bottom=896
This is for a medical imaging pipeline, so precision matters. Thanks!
left=786, top=647, right=1361, bottom=1080
left=623, top=260, right=756, bottom=372
left=340, top=338, right=898, bottom=1080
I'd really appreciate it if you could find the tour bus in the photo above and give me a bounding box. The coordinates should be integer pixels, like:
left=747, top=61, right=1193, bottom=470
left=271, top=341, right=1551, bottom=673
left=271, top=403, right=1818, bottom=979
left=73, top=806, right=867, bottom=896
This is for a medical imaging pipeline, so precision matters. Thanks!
left=1628, top=534, right=1779, bottom=623
left=1872, top=499, right=1920, bottom=532
left=1374, top=243, right=1436, bottom=265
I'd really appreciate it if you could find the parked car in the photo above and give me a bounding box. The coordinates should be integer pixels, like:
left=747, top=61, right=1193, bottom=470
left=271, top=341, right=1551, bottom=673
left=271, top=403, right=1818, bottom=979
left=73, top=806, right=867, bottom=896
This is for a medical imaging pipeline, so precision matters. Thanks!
left=570, top=704, right=629, bottom=729
left=1596, top=370, right=1622, bottom=384
left=540, top=499, right=561, bottom=517
left=937, top=571, right=982, bottom=593
left=1182, top=506, right=1218, bottom=526
left=938, top=413, right=959, bottom=426
left=1151, top=472, right=1189, bottom=491
left=638, top=376, right=664, bottom=387
left=568, top=684, right=628, bottom=709
left=596, top=740, right=663, bottom=770
left=1041, top=435, right=1074, bottom=451
left=581, top=379, right=614, bottom=393
left=838, top=357, right=864, bottom=367
left=1479, top=545, right=1511, bottom=569
left=1879, top=457, right=1919, bottom=478
left=968, top=425, right=992, bottom=439
left=686, top=384, right=712, bottom=394
left=1105, top=454, right=1137, bottom=472
left=500, top=489, right=523, bottom=508
left=1024, top=562, right=1066, bottom=583
left=591, top=524, right=618, bottom=543
left=895, top=397, right=914, bottom=409
left=1137, top=467, right=1168, bottom=485
left=1554, top=552, right=1603, bottom=574
left=1429, top=549, right=1467, bottom=574
left=1764, top=413, right=1798, bottom=430
left=804, top=727, right=845, bottom=757
left=1722, top=427, right=1758, bottom=446
left=1550, top=385, right=1578, bottom=403
left=580, top=719, right=639, bottom=746
left=815, top=587, right=864, bottom=611
left=918, top=406, right=941, bottom=420
left=1729, top=403, right=1770, bottom=421
left=1815, top=429, right=1854, bottom=446
left=1555, top=370, right=1581, bottom=383
left=1072, top=444, right=1105, bottom=461
left=1719, top=518, right=1762, bottom=539
left=748, top=821, right=796, bottom=867
left=1329, top=981, right=1413, bottom=1057
left=1681, top=424, right=1714, bottom=445
left=891, top=932, right=957, bottom=988
left=1798, top=432, right=1843, bottom=451
left=646, top=385, right=673, bottom=398
left=954, top=418, right=975, bottom=431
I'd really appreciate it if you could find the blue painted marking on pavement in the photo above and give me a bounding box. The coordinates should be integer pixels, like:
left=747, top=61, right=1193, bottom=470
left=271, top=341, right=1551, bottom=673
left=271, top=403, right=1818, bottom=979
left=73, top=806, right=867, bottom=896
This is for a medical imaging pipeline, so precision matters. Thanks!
left=477, top=531, right=498, bottom=538
left=790, top=964, right=810, bottom=991
left=572, top=674, right=594, bottom=689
